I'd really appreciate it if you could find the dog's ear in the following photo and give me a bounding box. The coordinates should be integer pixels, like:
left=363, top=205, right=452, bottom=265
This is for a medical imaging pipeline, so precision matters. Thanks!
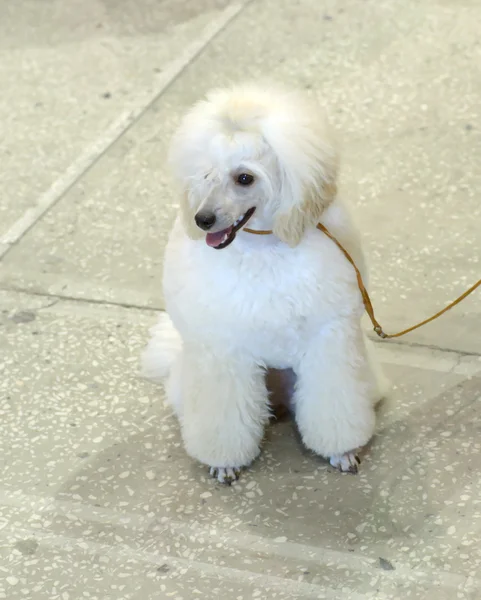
left=273, top=174, right=338, bottom=247
left=169, top=131, right=206, bottom=240
left=268, top=107, right=339, bottom=247
left=179, top=191, right=204, bottom=240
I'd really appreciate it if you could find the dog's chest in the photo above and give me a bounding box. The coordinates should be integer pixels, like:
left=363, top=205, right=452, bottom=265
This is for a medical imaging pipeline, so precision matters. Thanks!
left=164, top=233, right=360, bottom=364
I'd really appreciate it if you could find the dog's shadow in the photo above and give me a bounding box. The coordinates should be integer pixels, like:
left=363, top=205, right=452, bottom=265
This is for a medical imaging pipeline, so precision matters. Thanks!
left=265, top=367, right=331, bottom=467
left=265, top=367, right=380, bottom=467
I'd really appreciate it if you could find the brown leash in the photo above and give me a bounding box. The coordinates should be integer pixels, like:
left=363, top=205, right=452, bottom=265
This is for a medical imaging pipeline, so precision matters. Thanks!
left=243, top=223, right=481, bottom=339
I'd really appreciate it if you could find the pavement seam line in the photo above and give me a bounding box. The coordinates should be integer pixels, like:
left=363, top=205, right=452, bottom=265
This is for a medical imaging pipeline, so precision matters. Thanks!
left=370, top=335, right=481, bottom=358
left=1, top=283, right=480, bottom=359
left=0, top=1, right=249, bottom=259
left=0, top=284, right=162, bottom=312
left=0, top=490, right=478, bottom=594
left=0, top=525, right=349, bottom=599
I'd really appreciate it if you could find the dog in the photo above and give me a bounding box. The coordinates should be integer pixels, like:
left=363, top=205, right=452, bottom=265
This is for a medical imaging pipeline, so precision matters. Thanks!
left=142, top=85, right=386, bottom=483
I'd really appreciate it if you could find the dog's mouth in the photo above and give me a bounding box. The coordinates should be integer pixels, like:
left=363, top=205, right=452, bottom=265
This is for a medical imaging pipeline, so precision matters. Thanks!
left=205, top=207, right=256, bottom=250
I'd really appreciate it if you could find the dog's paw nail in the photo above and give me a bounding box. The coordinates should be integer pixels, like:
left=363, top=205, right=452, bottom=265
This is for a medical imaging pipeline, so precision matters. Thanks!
left=209, top=466, right=241, bottom=484
left=329, top=451, right=361, bottom=474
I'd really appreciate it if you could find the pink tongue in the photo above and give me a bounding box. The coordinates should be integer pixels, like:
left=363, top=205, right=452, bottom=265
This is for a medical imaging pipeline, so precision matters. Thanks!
left=205, top=226, right=233, bottom=247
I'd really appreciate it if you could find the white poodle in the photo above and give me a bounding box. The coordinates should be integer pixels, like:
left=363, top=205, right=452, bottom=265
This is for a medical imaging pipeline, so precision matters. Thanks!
left=142, top=85, right=386, bottom=483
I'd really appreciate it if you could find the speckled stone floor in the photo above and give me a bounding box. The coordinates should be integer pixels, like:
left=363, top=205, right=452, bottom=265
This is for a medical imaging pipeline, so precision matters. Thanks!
left=1, top=1, right=480, bottom=599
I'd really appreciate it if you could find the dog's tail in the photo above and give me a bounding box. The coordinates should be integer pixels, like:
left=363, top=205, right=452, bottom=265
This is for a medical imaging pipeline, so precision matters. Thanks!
left=141, top=312, right=182, bottom=383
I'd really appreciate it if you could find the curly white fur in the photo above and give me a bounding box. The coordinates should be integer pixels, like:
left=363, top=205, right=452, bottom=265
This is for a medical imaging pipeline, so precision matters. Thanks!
left=142, top=85, right=387, bottom=478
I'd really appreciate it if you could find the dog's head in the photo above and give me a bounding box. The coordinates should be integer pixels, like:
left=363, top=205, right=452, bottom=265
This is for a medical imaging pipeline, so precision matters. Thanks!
left=169, top=85, right=338, bottom=249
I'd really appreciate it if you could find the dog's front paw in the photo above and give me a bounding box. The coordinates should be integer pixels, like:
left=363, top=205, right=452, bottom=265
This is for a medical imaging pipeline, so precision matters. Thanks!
left=209, top=466, right=241, bottom=485
left=329, top=451, right=361, bottom=474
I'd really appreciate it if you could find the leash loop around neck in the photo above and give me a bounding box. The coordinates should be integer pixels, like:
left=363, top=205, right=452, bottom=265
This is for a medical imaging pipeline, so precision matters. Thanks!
left=243, top=223, right=481, bottom=340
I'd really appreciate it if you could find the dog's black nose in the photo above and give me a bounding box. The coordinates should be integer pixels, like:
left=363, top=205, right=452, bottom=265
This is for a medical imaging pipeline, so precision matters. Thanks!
left=195, top=212, right=216, bottom=231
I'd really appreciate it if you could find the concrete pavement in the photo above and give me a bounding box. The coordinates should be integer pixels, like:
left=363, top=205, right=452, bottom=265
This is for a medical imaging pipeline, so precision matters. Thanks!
left=1, top=1, right=480, bottom=599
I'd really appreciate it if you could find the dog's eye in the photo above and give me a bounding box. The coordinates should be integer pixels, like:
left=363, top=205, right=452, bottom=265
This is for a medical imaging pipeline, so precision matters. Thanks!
left=236, top=173, right=254, bottom=186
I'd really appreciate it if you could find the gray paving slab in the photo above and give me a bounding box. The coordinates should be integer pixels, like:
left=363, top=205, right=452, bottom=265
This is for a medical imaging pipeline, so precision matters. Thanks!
left=1, top=0, right=481, bottom=599
left=0, top=0, right=238, bottom=249
left=0, top=0, right=480, bottom=354
left=1, top=290, right=481, bottom=600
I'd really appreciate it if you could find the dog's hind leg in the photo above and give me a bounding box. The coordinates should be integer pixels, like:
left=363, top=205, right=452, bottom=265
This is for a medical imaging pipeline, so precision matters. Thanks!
left=364, top=336, right=390, bottom=404
left=164, top=353, right=184, bottom=418
left=141, top=312, right=182, bottom=383
left=265, top=368, right=296, bottom=420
